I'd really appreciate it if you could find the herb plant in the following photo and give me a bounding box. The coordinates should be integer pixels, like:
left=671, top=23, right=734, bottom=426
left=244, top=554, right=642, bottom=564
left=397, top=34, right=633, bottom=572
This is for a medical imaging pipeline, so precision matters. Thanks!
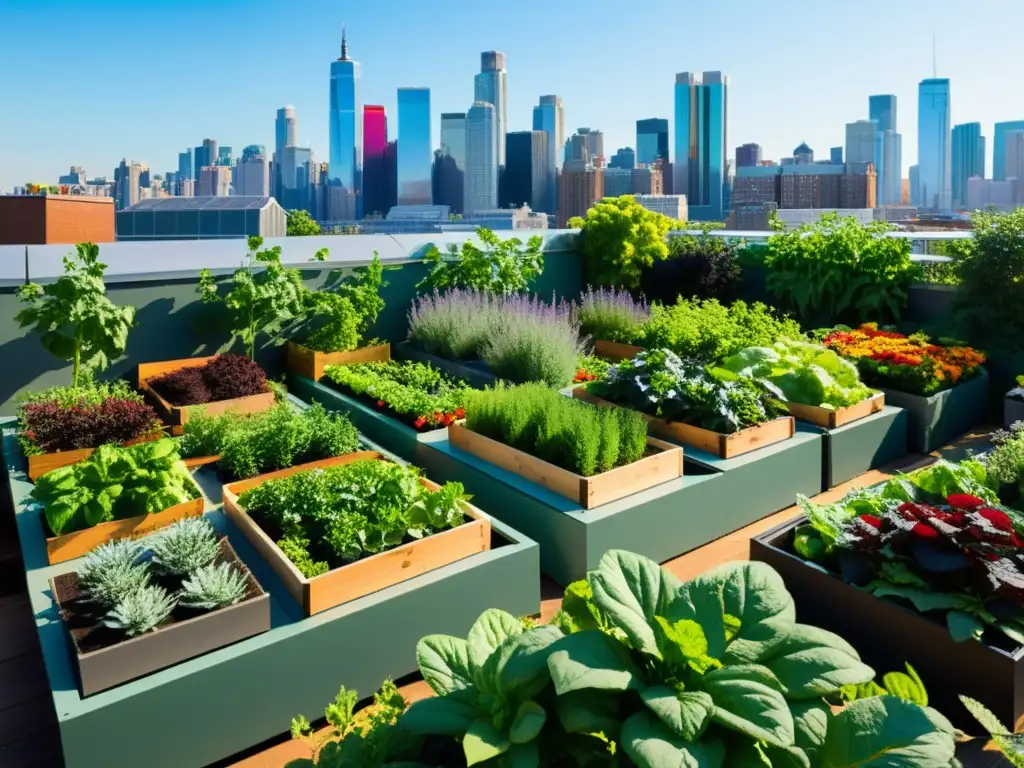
left=574, top=286, right=650, bottom=344
left=148, top=354, right=270, bottom=406
left=291, top=252, right=386, bottom=353
left=322, top=361, right=469, bottom=431
left=464, top=383, right=648, bottom=476
left=149, top=517, right=220, bottom=576
left=986, top=423, right=1024, bottom=496
left=238, top=459, right=471, bottom=577
left=588, top=349, right=787, bottom=434
left=418, top=227, right=544, bottom=295
left=15, top=242, right=135, bottom=387
left=32, top=439, right=199, bottom=536
left=179, top=562, right=249, bottom=610
left=103, top=583, right=177, bottom=636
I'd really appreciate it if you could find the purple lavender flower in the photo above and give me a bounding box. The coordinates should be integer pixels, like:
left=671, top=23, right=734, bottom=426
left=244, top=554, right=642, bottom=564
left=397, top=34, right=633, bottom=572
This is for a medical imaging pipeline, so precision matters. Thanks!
left=574, top=286, right=650, bottom=344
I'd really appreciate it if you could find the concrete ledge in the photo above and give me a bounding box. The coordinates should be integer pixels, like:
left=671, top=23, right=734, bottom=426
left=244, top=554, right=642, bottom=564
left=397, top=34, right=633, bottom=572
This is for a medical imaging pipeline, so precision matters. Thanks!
left=879, top=369, right=989, bottom=454
left=801, top=405, right=909, bottom=490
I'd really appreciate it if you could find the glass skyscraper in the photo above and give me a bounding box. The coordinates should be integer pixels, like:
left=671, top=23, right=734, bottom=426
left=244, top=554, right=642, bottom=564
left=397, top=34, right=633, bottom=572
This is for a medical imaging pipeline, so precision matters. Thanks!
left=993, top=121, right=1024, bottom=180
left=636, top=118, right=669, bottom=165
left=465, top=102, right=497, bottom=213
left=362, top=105, right=389, bottom=216
left=532, top=95, right=563, bottom=213
left=502, top=130, right=549, bottom=210
left=177, top=149, right=192, bottom=181
left=917, top=78, right=951, bottom=211
left=869, top=94, right=897, bottom=133
left=194, top=139, right=217, bottom=181
left=674, top=71, right=728, bottom=221
left=397, top=87, right=432, bottom=205
left=435, top=112, right=466, bottom=214
left=329, top=30, right=362, bottom=218
left=951, top=123, right=985, bottom=209
left=474, top=52, right=507, bottom=167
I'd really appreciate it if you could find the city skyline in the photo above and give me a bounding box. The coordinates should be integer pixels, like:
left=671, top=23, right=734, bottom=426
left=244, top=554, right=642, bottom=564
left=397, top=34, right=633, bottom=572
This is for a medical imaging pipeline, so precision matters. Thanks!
left=2, top=0, right=1024, bottom=193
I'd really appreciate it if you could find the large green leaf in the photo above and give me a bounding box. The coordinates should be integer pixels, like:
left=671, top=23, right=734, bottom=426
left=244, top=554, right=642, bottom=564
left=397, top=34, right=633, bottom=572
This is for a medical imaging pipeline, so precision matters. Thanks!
left=763, top=625, right=875, bottom=699
left=947, top=610, right=986, bottom=642
left=400, top=689, right=478, bottom=736
left=704, top=664, right=795, bottom=747
left=641, top=685, right=714, bottom=741
left=546, top=629, right=642, bottom=695
left=491, top=625, right=563, bottom=700
left=416, top=635, right=473, bottom=695
left=463, top=717, right=510, bottom=766
left=509, top=700, right=547, bottom=744
left=467, top=609, right=524, bottom=672
left=871, top=585, right=974, bottom=613
left=555, top=690, right=621, bottom=736
left=820, top=696, right=956, bottom=767
left=789, top=700, right=829, bottom=765
left=621, top=711, right=726, bottom=768
left=588, top=549, right=682, bottom=657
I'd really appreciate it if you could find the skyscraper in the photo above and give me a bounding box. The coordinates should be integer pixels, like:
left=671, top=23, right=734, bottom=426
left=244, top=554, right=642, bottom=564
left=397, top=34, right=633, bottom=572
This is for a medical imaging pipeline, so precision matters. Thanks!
left=114, top=159, right=143, bottom=210
left=735, top=143, right=761, bottom=168
left=278, top=146, right=313, bottom=214
left=558, top=159, right=603, bottom=227
left=793, top=143, right=814, bottom=165
left=241, top=145, right=265, bottom=163
left=464, top=102, right=497, bottom=213
left=917, top=78, right=952, bottom=211
left=474, top=52, right=508, bottom=167
left=217, top=147, right=233, bottom=167
left=328, top=29, right=363, bottom=219
left=869, top=95, right=897, bottom=133
left=194, top=139, right=218, bottom=182
left=434, top=112, right=466, bottom=214
left=178, top=149, right=192, bottom=182
left=674, top=71, right=728, bottom=221
left=830, top=147, right=844, bottom=165
left=397, top=87, right=432, bottom=205
left=565, top=129, right=604, bottom=166
left=532, top=95, right=564, bottom=213
left=994, top=121, right=1024, bottom=180
left=235, top=152, right=270, bottom=196
left=609, top=148, right=636, bottom=169
left=276, top=107, right=298, bottom=156
left=198, top=165, right=231, bottom=197
left=1006, top=131, right=1024, bottom=184
left=909, top=165, right=920, bottom=206
left=845, top=120, right=877, bottom=165
left=876, top=130, right=902, bottom=206
left=363, top=105, right=389, bottom=217
left=502, top=130, right=549, bottom=210
left=636, top=119, right=669, bottom=165
left=951, top=123, right=985, bottom=209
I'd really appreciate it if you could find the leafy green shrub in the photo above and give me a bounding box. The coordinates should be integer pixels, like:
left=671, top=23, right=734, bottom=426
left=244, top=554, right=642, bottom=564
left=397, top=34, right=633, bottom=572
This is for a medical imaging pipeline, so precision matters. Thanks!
left=148, top=517, right=220, bottom=576
left=238, top=459, right=471, bottom=577
left=286, top=210, right=321, bottom=236
left=574, top=286, right=650, bottom=343
left=639, top=228, right=742, bottom=304
left=179, top=562, right=249, bottom=610
left=464, top=383, right=647, bottom=476
left=418, top=227, right=544, bottom=295
left=984, top=423, right=1024, bottom=495
left=638, top=298, right=803, bottom=363
left=292, top=252, right=386, bottom=354
left=569, top=195, right=680, bottom=289
left=763, top=212, right=921, bottom=325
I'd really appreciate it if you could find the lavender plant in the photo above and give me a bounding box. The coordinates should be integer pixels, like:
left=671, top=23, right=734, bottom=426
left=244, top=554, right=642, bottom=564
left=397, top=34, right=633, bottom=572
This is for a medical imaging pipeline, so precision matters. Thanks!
left=574, top=285, right=650, bottom=344
left=407, top=288, right=494, bottom=360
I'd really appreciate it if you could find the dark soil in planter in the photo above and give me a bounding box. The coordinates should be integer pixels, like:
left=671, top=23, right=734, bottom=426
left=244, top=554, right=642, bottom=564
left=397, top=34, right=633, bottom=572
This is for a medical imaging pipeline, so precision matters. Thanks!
left=54, top=537, right=263, bottom=655
left=322, top=380, right=456, bottom=434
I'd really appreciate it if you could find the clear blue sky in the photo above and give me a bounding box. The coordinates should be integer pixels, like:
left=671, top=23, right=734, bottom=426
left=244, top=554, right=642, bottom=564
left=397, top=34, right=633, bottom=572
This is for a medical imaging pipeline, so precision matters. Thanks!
left=1, top=0, right=1021, bottom=191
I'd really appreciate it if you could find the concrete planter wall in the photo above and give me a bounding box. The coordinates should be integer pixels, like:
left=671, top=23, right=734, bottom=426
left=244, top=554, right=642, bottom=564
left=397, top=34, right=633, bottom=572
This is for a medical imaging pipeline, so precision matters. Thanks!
left=801, top=405, right=908, bottom=490
left=878, top=369, right=989, bottom=454
left=1006, top=395, right=1024, bottom=428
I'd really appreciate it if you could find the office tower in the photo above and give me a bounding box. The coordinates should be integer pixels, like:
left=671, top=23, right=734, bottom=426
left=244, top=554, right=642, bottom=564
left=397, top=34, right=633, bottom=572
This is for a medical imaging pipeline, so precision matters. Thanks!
left=363, top=105, right=389, bottom=217
left=178, top=150, right=192, bottom=181
left=328, top=29, right=363, bottom=219
left=845, top=120, right=877, bottom=164
left=197, top=165, right=231, bottom=196
left=276, top=106, right=298, bottom=155
left=951, top=123, right=985, bottom=209
left=114, top=159, right=143, bottom=210
left=59, top=166, right=86, bottom=185
left=673, top=71, right=728, bottom=221
left=869, top=95, right=897, bottom=133
left=609, top=147, right=636, bottom=169
left=793, top=143, right=814, bottom=165
left=735, top=143, right=761, bottom=168
left=235, top=151, right=270, bottom=196
left=565, top=128, right=604, bottom=166
left=909, top=165, right=920, bottom=206
left=603, top=167, right=662, bottom=197
left=733, top=163, right=876, bottom=210
left=193, top=139, right=218, bottom=181
left=532, top=95, right=564, bottom=212
left=464, top=102, right=497, bottom=213
left=474, top=52, right=507, bottom=167
left=558, top=159, right=604, bottom=227
left=241, top=145, right=265, bottom=163
left=383, top=140, right=398, bottom=212
left=917, top=78, right=952, bottom=211
left=397, top=87, right=432, bottom=205
left=875, top=130, right=902, bottom=206
left=993, top=121, right=1024, bottom=180
left=830, top=147, right=843, bottom=165
left=502, top=130, right=549, bottom=210
left=217, top=147, right=233, bottom=167
left=278, top=146, right=313, bottom=214
left=1006, top=131, right=1024, bottom=183
left=636, top=118, right=670, bottom=165
left=433, top=112, right=466, bottom=214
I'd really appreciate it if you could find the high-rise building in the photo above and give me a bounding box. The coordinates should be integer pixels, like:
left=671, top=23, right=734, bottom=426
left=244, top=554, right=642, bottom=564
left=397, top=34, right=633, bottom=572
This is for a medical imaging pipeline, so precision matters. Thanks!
left=197, top=165, right=231, bottom=197
left=363, top=105, right=389, bottom=217
left=217, top=147, right=233, bottom=167
left=558, top=159, right=604, bottom=227
left=673, top=71, right=728, bottom=221
left=433, top=112, right=466, bottom=214
left=235, top=151, right=270, bottom=196
left=917, top=78, right=952, bottom=211
left=733, top=163, right=876, bottom=211
left=793, top=143, right=814, bottom=165
left=565, top=128, right=605, bottom=167
left=178, top=150, right=192, bottom=182
left=845, top=120, right=877, bottom=164
left=383, top=140, right=398, bottom=213
left=276, top=107, right=298, bottom=156
left=735, top=143, right=761, bottom=168
left=909, top=164, right=920, bottom=206
left=464, top=102, right=497, bottom=213
left=876, top=130, right=902, bottom=206
left=869, top=94, right=897, bottom=133
left=830, top=147, right=844, bottom=165
left=59, top=166, right=86, bottom=186
left=532, top=95, right=564, bottom=213
left=194, top=139, right=218, bottom=182
left=328, top=29, right=363, bottom=219
left=609, top=147, right=636, bottom=169
left=951, top=123, right=985, bottom=209
left=114, top=159, right=143, bottom=210
left=474, top=52, right=508, bottom=167
left=603, top=167, right=663, bottom=197
left=502, top=130, right=549, bottom=210
left=635, top=194, right=687, bottom=221
left=278, top=146, right=313, bottom=214
left=993, top=121, right=1024, bottom=180
left=241, top=145, right=265, bottom=163
left=636, top=119, right=669, bottom=165
left=1006, top=130, right=1024, bottom=184
left=397, top=87, right=432, bottom=205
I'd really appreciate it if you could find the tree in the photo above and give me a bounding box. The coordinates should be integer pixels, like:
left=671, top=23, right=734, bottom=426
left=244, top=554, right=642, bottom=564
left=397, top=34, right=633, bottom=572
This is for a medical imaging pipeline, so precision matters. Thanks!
left=569, top=195, right=680, bottom=289
left=417, top=227, right=544, bottom=295
left=287, top=210, right=321, bottom=237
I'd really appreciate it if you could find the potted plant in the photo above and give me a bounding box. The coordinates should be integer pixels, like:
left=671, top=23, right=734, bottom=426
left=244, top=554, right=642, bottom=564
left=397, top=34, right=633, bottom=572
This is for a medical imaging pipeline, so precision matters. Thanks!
left=51, top=518, right=269, bottom=696
left=574, top=286, right=648, bottom=361
left=222, top=452, right=491, bottom=616
left=15, top=242, right=159, bottom=479
left=30, top=438, right=204, bottom=564
left=1005, top=375, right=1024, bottom=428
left=448, top=383, right=683, bottom=509
left=575, top=348, right=794, bottom=459
left=285, top=251, right=390, bottom=381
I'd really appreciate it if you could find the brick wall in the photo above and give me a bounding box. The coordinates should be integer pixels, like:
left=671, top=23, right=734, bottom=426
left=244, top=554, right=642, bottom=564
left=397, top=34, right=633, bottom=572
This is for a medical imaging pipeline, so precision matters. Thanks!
left=0, top=197, right=114, bottom=245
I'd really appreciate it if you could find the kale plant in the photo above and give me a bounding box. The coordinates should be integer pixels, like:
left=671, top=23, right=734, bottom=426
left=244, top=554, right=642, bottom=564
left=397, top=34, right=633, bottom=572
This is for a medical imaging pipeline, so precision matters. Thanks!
left=148, top=517, right=220, bottom=577
left=103, top=583, right=176, bottom=636
left=179, top=562, right=249, bottom=611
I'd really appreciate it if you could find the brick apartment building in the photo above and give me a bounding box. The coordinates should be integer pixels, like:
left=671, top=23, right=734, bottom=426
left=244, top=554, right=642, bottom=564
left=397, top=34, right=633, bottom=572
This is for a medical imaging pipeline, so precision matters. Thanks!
left=0, top=196, right=115, bottom=245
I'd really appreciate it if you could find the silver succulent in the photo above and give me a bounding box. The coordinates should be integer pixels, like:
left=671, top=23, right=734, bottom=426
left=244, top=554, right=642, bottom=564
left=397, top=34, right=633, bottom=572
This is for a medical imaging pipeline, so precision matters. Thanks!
left=148, top=517, right=219, bottom=576
left=103, top=584, right=176, bottom=636
left=77, top=540, right=149, bottom=609
left=178, top=562, right=249, bottom=611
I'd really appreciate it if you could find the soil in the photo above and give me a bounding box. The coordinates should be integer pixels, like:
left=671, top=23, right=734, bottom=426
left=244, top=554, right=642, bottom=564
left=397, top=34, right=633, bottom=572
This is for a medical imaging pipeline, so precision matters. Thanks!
left=53, top=537, right=264, bottom=655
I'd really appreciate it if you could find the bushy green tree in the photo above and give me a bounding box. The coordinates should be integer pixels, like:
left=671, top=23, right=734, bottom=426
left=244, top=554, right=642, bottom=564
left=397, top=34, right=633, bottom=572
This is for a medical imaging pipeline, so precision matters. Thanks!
left=287, top=209, right=321, bottom=237
left=569, top=195, right=680, bottom=289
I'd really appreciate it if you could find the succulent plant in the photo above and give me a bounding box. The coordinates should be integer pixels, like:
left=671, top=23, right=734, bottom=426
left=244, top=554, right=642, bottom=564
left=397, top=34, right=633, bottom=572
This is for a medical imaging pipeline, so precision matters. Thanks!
left=77, top=540, right=149, bottom=609
left=148, top=517, right=219, bottom=576
left=178, top=562, right=249, bottom=611
left=103, top=583, right=176, bottom=636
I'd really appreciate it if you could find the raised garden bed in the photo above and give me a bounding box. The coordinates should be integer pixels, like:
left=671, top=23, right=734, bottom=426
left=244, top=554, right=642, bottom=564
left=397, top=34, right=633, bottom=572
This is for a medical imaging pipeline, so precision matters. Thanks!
left=447, top=422, right=683, bottom=509
left=786, top=392, right=885, bottom=429
left=1006, top=385, right=1024, bottom=428
left=222, top=453, right=491, bottom=616
left=752, top=516, right=1022, bottom=731
left=811, top=404, right=908, bottom=490
left=52, top=534, right=270, bottom=697
left=138, top=356, right=276, bottom=435
left=27, top=430, right=164, bottom=482
left=878, top=369, right=989, bottom=453
left=573, top=387, right=795, bottom=458
left=593, top=339, right=643, bottom=361
left=284, top=340, right=391, bottom=381
left=394, top=341, right=498, bottom=390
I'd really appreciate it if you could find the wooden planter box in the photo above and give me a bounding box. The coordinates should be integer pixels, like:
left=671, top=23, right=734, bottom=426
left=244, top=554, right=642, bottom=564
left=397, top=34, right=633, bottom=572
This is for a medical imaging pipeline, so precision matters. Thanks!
left=182, top=454, right=221, bottom=470
left=52, top=537, right=270, bottom=697
left=138, top=356, right=277, bottom=435
left=222, top=453, right=492, bottom=616
left=877, top=369, right=989, bottom=454
left=26, top=430, right=164, bottom=482
left=751, top=517, right=1024, bottom=732
left=447, top=422, right=683, bottom=510
left=572, top=388, right=794, bottom=459
left=786, top=393, right=885, bottom=429
left=43, top=473, right=205, bottom=565
left=593, top=339, right=644, bottom=362
left=285, top=340, right=391, bottom=381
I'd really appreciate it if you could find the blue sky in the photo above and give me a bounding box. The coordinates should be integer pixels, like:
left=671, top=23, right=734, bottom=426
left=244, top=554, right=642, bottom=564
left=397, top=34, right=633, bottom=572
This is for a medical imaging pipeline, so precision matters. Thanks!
left=1, top=0, right=1021, bottom=191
